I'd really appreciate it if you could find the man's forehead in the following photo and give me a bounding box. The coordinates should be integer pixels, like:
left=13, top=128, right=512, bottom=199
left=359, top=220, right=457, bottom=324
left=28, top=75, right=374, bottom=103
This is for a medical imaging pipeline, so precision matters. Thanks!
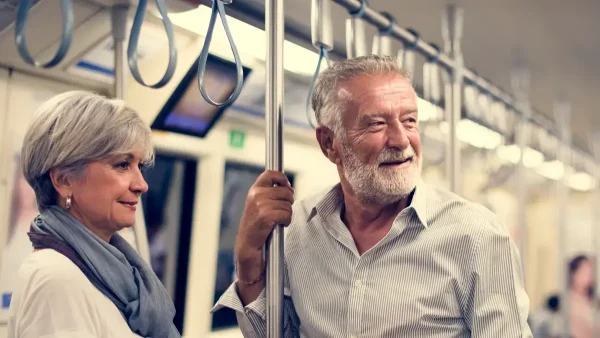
left=338, top=74, right=416, bottom=100
left=337, top=74, right=418, bottom=113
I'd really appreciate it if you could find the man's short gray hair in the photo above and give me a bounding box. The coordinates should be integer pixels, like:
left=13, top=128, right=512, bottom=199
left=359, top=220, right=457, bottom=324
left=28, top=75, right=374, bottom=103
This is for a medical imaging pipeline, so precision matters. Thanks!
left=21, top=90, right=155, bottom=210
left=311, top=55, right=411, bottom=135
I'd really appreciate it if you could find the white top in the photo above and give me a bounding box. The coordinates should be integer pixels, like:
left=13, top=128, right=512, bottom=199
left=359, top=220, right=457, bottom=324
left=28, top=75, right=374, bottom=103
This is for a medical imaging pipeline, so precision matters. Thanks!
left=7, top=249, right=142, bottom=338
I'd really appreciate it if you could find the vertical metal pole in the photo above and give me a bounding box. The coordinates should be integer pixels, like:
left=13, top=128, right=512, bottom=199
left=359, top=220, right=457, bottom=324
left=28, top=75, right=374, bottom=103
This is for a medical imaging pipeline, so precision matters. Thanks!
left=265, top=0, right=284, bottom=336
left=555, top=100, right=571, bottom=338
left=442, top=5, right=463, bottom=194
left=511, top=60, right=531, bottom=284
left=591, top=132, right=600, bottom=338
left=111, top=4, right=127, bottom=100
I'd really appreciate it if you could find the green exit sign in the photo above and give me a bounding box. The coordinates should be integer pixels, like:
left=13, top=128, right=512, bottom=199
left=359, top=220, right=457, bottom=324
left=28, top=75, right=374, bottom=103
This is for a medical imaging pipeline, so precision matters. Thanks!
left=229, top=129, right=246, bottom=149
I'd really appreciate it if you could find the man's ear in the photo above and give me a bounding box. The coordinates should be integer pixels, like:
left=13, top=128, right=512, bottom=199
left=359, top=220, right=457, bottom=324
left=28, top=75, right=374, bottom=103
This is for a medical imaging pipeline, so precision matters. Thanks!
left=49, top=168, right=72, bottom=199
left=316, top=126, right=341, bottom=165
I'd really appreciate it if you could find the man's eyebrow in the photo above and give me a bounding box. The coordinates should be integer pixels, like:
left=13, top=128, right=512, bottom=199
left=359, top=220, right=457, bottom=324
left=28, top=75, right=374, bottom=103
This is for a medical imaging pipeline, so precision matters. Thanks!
left=359, top=111, right=388, bottom=121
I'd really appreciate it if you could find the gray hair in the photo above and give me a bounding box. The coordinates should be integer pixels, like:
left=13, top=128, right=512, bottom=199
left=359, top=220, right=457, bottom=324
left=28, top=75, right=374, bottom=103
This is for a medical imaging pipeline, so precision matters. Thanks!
left=311, top=55, right=412, bottom=135
left=21, top=90, right=155, bottom=210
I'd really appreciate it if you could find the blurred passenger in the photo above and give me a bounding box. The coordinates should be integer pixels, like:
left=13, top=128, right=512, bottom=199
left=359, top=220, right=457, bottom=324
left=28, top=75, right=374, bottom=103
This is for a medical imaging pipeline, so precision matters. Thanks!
left=569, top=255, right=595, bottom=338
left=7, top=91, right=180, bottom=338
left=213, top=55, right=532, bottom=337
left=530, top=295, right=560, bottom=338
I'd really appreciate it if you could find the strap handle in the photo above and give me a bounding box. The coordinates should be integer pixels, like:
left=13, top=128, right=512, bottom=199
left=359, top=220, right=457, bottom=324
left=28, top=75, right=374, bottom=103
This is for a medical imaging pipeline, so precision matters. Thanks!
left=15, top=0, right=74, bottom=68
left=128, top=0, right=178, bottom=89
left=197, top=0, right=244, bottom=107
left=306, top=46, right=331, bottom=128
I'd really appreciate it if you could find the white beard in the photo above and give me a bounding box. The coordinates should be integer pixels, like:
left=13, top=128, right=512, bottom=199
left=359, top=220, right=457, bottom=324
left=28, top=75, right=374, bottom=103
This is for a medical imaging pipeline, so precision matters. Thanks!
left=340, top=140, right=422, bottom=205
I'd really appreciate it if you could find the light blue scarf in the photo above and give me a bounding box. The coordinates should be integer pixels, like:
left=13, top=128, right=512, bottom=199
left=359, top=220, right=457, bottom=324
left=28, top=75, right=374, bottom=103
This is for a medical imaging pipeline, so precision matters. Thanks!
left=31, top=206, right=180, bottom=338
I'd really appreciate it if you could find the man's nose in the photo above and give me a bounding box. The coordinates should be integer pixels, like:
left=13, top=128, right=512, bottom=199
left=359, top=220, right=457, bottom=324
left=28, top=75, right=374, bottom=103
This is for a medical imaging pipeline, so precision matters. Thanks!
left=386, top=122, right=410, bottom=150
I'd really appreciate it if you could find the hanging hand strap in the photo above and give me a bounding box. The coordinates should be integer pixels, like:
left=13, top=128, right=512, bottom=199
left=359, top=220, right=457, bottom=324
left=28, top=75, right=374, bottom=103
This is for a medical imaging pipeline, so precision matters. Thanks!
left=15, top=0, right=73, bottom=68
left=197, top=0, right=244, bottom=107
left=306, top=46, right=331, bottom=128
left=128, top=0, right=177, bottom=89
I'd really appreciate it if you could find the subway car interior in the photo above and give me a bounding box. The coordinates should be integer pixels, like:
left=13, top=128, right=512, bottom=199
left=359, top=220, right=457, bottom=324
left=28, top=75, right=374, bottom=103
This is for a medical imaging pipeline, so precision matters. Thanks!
left=0, top=0, right=599, bottom=337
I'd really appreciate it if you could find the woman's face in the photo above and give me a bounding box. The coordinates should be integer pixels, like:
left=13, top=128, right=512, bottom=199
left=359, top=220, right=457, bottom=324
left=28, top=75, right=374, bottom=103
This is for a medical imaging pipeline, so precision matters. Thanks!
left=573, top=259, right=594, bottom=292
left=66, top=149, right=149, bottom=241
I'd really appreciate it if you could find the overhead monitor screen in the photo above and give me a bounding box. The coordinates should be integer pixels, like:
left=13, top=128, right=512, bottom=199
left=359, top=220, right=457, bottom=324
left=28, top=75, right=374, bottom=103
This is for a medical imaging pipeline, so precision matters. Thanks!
left=152, top=54, right=251, bottom=138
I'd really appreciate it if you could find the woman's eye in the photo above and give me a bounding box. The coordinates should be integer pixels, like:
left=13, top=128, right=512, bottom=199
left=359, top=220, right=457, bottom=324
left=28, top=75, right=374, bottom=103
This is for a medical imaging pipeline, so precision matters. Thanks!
left=115, top=161, right=130, bottom=170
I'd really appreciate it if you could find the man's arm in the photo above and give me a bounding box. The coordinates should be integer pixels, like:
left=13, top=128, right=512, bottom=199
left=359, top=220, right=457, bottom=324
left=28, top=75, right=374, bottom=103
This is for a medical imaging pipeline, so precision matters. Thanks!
left=211, top=259, right=300, bottom=337
left=465, top=211, right=532, bottom=337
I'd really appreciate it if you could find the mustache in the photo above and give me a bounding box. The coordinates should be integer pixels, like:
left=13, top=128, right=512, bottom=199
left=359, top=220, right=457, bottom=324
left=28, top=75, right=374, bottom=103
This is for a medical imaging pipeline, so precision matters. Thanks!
left=377, top=146, right=416, bottom=164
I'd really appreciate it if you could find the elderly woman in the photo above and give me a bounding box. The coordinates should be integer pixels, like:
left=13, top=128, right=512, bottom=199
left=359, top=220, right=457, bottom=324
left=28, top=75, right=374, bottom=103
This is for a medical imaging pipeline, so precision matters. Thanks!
left=7, top=91, right=180, bottom=338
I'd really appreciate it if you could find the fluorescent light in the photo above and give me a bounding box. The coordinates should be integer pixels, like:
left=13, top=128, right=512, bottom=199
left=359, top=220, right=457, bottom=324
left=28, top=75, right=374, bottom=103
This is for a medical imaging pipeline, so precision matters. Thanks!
left=536, top=160, right=565, bottom=181
left=497, top=144, right=520, bottom=164
left=523, top=148, right=545, bottom=168
left=566, top=171, right=597, bottom=191
left=439, top=120, right=503, bottom=149
left=160, top=6, right=320, bottom=76
left=496, top=144, right=544, bottom=168
left=417, top=99, right=441, bottom=121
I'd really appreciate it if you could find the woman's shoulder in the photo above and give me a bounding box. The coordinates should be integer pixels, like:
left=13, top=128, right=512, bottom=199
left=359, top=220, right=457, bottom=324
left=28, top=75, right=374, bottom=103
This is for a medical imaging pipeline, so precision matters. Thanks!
left=9, top=250, right=104, bottom=338
left=18, top=249, right=92, bottom=293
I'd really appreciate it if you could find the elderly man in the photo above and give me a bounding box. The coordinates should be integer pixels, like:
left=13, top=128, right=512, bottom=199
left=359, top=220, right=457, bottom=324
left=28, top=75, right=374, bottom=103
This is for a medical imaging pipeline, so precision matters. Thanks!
left=213, top=55, right=532, bottom=337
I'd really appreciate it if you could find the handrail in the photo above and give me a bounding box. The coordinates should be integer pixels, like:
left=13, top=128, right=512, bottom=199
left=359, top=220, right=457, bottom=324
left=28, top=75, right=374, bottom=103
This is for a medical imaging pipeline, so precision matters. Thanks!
left=128, top=0, right=178, bottom=89
left=305, top=46, right=331, bottom=128
left=15, top=0, right=74, bottom=68
left=197, top=0, right=244, bottom=107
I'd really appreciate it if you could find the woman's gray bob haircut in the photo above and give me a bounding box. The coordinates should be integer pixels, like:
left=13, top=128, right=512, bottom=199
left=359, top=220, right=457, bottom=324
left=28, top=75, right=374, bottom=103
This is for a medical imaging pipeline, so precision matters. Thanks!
left=21, top=90, right=155, bottom=210
left=311, top=55, right=411, bottom=134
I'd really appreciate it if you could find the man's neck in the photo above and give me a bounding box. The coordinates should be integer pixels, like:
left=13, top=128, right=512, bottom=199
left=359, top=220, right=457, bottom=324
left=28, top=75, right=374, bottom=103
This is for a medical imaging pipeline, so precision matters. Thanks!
left=340, top=185, right=412, bottom=233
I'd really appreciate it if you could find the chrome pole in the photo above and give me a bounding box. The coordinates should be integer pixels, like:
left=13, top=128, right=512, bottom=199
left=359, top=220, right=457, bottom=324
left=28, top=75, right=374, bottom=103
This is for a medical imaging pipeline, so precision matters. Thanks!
left=511, top=59, right=531, bottom=284
left=591, top=132, right=600, bottom=338
left=442, top=5, right=463, bottom=194
left=265, top=0, right=285, bottom=335
left=555, top=100, right=571, bottom=338
left=111, top=4, right=128, bottom=100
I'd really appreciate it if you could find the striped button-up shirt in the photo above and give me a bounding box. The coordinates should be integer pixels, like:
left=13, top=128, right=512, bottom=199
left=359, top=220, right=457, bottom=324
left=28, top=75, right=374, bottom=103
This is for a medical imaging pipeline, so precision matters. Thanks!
left=213, top=180, right=532, bottom=337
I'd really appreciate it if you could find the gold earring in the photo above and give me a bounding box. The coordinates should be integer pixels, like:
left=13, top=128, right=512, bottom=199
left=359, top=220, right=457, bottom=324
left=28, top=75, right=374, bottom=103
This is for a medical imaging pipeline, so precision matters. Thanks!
left=66, top=196, right=72, bottom=210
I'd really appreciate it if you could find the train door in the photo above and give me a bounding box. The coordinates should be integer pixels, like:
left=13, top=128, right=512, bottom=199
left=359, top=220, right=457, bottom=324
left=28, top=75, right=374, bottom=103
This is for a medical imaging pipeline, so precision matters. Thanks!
left=141, top=151, right=198, bottom=334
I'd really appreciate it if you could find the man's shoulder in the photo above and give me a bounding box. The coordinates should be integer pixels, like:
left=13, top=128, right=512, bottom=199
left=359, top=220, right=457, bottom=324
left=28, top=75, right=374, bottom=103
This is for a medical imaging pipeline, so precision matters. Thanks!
left=292, top=183, right=339, bottom=215
left=425, top=184, right=507, bottom=235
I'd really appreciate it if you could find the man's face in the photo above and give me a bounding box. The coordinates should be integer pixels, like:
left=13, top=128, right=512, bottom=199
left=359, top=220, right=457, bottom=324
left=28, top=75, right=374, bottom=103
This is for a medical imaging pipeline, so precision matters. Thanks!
left=334, top=73, right=422, bottom=205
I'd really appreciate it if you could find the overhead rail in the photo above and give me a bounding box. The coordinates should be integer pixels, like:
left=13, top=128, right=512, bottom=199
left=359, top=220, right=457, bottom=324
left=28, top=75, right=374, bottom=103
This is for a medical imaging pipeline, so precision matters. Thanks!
left=196, top=0, right=245, bottom=106
left=15, top=0, right=74, bottom=68
left=128, top=0, right=178, bottom=89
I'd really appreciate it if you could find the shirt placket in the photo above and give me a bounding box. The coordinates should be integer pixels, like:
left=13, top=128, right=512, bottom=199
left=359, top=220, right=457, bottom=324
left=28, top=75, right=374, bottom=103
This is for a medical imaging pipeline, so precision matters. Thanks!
left=346, top=255, right=370, bottom=338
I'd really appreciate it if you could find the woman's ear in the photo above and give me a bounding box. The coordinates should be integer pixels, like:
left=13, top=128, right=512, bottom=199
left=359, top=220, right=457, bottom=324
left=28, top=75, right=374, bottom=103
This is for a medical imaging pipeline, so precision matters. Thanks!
left=316, top=126, right=341, bottom=165
left=49, top=168, right=72, bottom=199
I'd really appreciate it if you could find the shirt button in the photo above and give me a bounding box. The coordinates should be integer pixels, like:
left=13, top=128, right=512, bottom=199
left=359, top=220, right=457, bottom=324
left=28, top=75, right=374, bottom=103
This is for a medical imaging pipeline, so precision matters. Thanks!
left=354, top=280, right=362, bottom=287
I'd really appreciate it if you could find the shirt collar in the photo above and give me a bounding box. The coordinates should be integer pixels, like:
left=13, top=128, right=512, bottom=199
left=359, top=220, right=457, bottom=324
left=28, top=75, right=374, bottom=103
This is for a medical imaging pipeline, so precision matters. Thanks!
left=308, top=179, right=428, bottom=228
left=410, top=179, right=428, bottom=228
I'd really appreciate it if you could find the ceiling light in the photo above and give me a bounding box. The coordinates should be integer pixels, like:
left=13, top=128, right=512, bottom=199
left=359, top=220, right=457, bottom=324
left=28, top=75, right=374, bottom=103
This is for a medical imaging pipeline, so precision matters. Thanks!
left=417, top=99, right=442, bottom=122
left=522, top=147, right=544, bottom=168
left=566, top=171, right=597, bottom=191
left=496, top=144, right=520, bottom=164
left=536, top=160, right=565, bottom=181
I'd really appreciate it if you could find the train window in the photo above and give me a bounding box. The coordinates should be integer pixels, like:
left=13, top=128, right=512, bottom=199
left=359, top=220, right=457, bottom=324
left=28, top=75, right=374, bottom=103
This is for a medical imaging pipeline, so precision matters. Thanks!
left=142, top=153, right=197, bottom=333
left=212, top=162, right=295, bottom=331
